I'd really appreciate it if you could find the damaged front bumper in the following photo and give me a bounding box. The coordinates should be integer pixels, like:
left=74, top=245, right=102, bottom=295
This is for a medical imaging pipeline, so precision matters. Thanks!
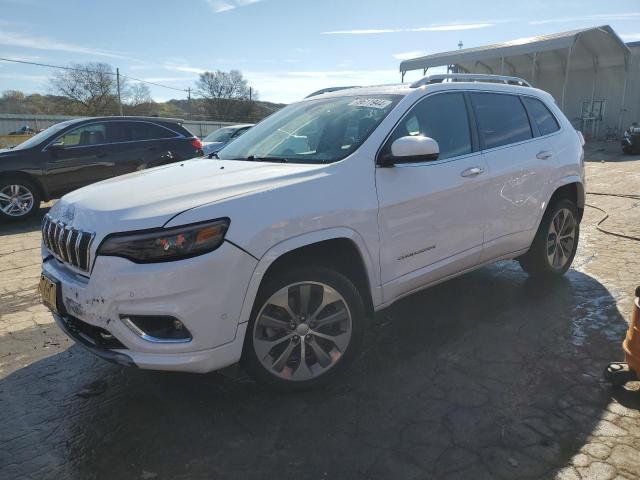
left=42, top=241, right=257, bottom=373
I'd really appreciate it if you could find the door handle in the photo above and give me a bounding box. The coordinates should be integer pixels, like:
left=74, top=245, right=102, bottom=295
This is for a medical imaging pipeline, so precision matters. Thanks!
left=460, top=166, right=484, bottom=178
left=536, top=150, right=553, bottom=160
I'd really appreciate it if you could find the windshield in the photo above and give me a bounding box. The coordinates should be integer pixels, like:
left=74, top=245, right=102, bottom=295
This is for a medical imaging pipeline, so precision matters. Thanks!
left=11, top=120, right=77, bottom=150
left=204, top=127, right=238, bottom=143
left=217, top=94, right=402, bottom=164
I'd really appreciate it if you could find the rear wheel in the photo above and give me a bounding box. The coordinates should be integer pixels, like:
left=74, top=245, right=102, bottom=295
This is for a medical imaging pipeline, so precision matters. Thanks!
left=243, top=265, right=365, bottom=390
left=0, top=179, right=40, bottom=221
left=518, top=199, right=579, bottom=278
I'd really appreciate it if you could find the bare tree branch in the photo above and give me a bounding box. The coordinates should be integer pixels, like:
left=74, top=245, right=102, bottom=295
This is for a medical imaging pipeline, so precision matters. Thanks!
left=50, top=63, right=119, bottom=115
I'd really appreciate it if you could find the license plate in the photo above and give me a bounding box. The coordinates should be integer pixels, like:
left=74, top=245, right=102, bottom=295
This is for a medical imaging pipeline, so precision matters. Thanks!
left=39, top=274, right=59, bottom=314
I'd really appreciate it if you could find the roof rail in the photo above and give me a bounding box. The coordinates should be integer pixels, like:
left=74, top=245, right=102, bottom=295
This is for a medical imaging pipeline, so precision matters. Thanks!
left=410, top=74, right=532, bottom=88
left=305, top=86, right=361, bottom=98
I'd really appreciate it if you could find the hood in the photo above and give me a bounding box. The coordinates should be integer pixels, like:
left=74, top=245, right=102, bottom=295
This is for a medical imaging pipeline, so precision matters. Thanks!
left=50, top=158, right=324, bottom=234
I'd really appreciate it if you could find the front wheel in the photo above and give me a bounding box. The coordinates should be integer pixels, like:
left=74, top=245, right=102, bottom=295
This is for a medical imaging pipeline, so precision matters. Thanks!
left=518, top=199, right=580, bottom=278
left=0, top=179, right=40, bottom=221
left=242, top=265, right=365, bottom=390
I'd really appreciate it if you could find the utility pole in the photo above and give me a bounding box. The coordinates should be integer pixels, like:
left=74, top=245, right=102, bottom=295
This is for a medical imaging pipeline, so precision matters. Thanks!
left=116, top=67, right=123, bottom=116
left=249, top=86, right=252, bottom=102
left=186, top=87, right=192, bottom=119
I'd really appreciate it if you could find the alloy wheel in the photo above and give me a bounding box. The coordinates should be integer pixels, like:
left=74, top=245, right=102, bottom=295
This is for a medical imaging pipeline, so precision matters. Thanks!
left=0, top=184, right=35, bottom=217
left=252, top=281, right=352, bottom=381
left=546, top=208, right=576, bottom=269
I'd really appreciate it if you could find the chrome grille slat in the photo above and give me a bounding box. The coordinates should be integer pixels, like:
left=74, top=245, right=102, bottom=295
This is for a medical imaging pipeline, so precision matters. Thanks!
left=44, top=218, right=52, bottom=250
left=48, top=219, right=56, bottom=254
left=57, top=224, right=66, bottom=261
left=41, top=214, right=94, bottom=274
left=53, top=222, right=62, bottom=257
left=70, top=230, right=80, bottom=266
left=41, top=217, right=50, bottom=250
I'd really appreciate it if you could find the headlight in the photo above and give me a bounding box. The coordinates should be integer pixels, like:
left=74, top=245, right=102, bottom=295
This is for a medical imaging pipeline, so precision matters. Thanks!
left=97, top=219, right=229, bottom=263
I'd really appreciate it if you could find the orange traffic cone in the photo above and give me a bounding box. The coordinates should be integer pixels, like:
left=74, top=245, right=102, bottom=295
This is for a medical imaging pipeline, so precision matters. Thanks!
left=605, top=286, right=640, bottom=386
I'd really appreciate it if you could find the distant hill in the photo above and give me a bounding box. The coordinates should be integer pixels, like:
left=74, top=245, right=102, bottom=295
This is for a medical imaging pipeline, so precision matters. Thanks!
left=0, top=90, right=285, bottom=123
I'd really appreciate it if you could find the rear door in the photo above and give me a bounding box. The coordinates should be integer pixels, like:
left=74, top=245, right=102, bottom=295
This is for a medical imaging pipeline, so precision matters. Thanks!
left=470, top=92, right=557, bottom=260
left=111, top=121, right=182, bottom=176
left=44, top=122, right=115, bottom=194
left=376, top=91, right=489, bottom=300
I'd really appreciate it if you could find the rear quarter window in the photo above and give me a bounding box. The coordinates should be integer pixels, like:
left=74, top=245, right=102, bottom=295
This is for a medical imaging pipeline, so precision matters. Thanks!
left=127, top=122, right=178, bottom=141
left=470, top=92, right=532, bottom=150
left=522, top=96, right=560, bottom=136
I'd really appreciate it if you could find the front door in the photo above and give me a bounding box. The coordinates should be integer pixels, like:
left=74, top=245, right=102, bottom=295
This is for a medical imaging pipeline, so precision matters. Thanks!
left=375, top=91, right=489, bottom=301
left=44, top=122, right=115, bottom=195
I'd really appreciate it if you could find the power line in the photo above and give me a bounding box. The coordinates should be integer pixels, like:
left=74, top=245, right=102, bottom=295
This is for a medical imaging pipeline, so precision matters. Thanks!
left=0, top=57, right=187, bottom=93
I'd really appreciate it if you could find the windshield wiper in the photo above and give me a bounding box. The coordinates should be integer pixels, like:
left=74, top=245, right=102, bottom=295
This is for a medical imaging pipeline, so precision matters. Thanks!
left=246, top=155, right=289, bottom=163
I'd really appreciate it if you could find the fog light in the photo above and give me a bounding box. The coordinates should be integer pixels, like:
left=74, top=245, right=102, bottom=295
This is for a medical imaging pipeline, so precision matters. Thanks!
left=121, top=315, right=192, bottom=343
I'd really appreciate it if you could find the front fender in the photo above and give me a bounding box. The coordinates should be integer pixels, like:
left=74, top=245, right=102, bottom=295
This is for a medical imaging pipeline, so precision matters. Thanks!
left=237, top=227, right=382, bottom=326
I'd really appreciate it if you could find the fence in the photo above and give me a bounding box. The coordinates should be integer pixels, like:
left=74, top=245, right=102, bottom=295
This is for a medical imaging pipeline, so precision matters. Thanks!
left=0, top=114, right=238, bottom=146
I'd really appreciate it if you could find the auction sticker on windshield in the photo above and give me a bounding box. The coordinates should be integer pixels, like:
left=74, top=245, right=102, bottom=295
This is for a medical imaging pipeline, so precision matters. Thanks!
left=348, top=98, right=393, bottom=109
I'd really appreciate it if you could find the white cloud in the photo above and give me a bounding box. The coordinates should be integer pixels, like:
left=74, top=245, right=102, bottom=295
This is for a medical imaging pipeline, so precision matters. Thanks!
left=0, top=30, right=129, bottom=59
left=393, top=51, right=428, bottom=60
left=529, top=12, right=640, bottom=25
left=323, top=23, right=493, bottom=35
left=207, top=0, right=262, bottom=13
left=621, top=33, right=640, bottom=41
left=0, top=72, right=48, bottom=81
left=139, top=77, right=192, bottom=83
left=164, top=63, right=207, bottom=74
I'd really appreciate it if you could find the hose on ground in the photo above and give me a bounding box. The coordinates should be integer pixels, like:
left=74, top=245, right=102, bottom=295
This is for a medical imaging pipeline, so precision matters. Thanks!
left=585, top=191, right=640, bottom=242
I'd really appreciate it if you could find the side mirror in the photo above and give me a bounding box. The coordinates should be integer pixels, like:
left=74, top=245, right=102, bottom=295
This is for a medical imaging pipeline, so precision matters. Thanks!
left=49, top=140, right=65, bottom=150
left=379, top=136, right=439, bottom=166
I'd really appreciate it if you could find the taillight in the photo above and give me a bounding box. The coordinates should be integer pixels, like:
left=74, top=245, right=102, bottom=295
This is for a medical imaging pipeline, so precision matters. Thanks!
left=191, top=138, right=203, bottom=150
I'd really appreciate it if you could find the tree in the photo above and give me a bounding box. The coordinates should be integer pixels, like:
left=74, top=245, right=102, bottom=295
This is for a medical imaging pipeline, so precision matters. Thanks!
left=0, top=90, right=27, bottom=113
left=126, top=83, right=153, bottom=107
left=195, top=70, right=256, bottom=120
left=50, top=62, right=120, bottom=115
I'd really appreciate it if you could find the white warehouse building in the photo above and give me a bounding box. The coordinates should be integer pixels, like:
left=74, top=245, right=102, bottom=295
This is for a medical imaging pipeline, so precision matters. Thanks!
left=399, top=26, right=640, bottom=140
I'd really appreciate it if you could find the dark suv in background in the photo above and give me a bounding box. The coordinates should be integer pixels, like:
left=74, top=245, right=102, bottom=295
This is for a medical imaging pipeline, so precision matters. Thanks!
left=0, top=116, right=203, bottom=221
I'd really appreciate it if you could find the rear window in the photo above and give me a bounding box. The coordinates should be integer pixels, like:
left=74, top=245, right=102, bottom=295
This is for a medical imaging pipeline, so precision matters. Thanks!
left=126, top=122, right=177, bottom=141
left=522, top=96, right=560, bottom=136
left=470, top=92, right=532, bottom=149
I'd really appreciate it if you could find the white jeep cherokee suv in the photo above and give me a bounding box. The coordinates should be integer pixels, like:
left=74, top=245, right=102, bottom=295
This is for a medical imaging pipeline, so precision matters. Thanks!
left=39, top=74, right=585, bottom=389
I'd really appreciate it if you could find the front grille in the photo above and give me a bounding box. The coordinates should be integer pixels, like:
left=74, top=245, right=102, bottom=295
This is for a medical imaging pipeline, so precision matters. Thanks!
left=42, top=215, right=95, bottom=273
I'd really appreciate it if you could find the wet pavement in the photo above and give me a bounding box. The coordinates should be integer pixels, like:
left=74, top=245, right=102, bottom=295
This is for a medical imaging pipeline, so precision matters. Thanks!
left=1, top=142, right=639, bottom=480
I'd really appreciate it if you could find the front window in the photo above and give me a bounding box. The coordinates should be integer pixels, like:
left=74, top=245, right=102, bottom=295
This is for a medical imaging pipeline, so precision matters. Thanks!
left=217, top=94, right=402, bottom=164
left=57, top=123, right=107, bottom=147
left=11, top=120, right=76, bottom=150
left=385, top=92, right=472, bottom=160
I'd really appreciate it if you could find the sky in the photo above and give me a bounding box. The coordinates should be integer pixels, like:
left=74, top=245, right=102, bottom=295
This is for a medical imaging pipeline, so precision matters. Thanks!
left=0, top=0, right=639, bottom=104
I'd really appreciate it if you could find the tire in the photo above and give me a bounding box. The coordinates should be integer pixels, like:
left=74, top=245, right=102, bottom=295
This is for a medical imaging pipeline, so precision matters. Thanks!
left=518, top=198, right=580, bottom=278
left=242, top=265, right=366, bottom=391
left=0, top=178, right=41, bottom=221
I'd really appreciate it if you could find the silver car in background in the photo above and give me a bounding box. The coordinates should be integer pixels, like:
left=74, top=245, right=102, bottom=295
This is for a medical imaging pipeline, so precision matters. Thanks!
left=202, top=124, right=253, bottom=157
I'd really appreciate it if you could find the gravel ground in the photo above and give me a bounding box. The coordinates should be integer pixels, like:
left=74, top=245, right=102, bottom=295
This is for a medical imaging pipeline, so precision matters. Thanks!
left=1, top=141, right=639, bottom=480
